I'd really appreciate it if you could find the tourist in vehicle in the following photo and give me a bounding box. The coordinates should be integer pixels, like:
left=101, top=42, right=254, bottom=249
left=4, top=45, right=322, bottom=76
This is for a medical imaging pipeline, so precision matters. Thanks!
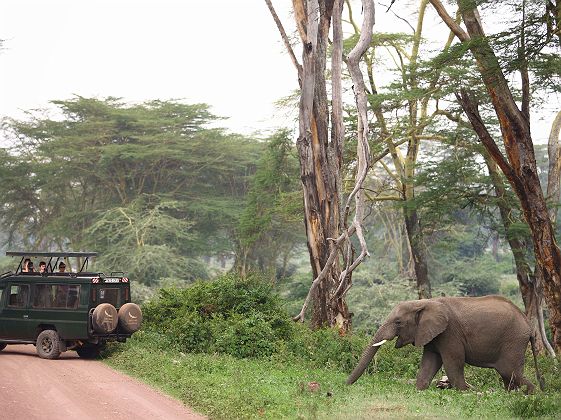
left=58, top=262, right=66, bottom=273
left=27, top=261, right=34, bottom=272
left=39, top=261, right=47, bottom=274
left=22, top=258, right=31, bottom=272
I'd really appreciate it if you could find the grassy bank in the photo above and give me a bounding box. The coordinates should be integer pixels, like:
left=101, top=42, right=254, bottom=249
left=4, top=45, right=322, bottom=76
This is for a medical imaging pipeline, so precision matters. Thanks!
left=104, top=331, right=561, bottom=419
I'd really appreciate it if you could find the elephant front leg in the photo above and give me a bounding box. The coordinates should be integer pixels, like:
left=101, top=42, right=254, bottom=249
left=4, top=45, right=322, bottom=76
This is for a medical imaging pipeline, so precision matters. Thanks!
left=416, top=349, right=443, bottom=390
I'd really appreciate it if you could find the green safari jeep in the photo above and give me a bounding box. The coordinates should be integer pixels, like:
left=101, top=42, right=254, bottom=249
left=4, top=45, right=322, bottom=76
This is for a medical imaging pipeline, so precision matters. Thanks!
left=0, top=251, right=142, bottom=359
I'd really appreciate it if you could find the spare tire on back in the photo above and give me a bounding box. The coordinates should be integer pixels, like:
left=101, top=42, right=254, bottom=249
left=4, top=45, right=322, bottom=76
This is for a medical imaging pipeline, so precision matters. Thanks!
left=92, top=303, right=118, bottom=333
left=118, top=302, right=142, bottom=333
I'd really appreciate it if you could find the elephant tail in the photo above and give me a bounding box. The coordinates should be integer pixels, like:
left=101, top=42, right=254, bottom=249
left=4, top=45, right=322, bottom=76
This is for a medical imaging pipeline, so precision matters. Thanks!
left=530, top=335, right=545, bottom=391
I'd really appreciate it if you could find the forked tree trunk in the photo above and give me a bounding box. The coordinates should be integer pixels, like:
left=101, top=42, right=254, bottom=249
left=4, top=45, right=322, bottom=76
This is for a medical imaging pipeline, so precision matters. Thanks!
left=266, top=0, right=373, bottom=331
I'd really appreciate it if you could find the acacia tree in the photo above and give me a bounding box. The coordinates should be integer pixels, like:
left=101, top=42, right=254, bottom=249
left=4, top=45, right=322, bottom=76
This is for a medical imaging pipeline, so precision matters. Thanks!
left=265, top=0, right=374, bottom=331
left=428, top=0, right=561, bottom=351
left=0, top=97, right=262, bottom=283
left=352, top=0, right=464, bottom=299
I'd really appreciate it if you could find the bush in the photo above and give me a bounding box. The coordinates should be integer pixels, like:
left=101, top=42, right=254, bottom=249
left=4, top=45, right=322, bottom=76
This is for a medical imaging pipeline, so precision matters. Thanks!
left=457, top=273, right=500, bottom=297
left=140, top=273, right=374, bottom=372
left=142, top=273, right=294, bottom=358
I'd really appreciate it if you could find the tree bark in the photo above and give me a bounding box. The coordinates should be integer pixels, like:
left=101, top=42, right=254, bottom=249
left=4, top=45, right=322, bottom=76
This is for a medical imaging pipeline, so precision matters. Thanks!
left=404, top=207, right=431, bottom=299
left=433, top=0, right=561, bottom=351
left=482, top=151, right=549, bottom=354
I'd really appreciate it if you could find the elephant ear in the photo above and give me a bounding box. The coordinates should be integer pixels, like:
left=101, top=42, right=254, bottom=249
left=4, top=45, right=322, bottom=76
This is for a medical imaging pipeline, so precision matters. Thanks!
left=414, top=301, right=449, bottom=347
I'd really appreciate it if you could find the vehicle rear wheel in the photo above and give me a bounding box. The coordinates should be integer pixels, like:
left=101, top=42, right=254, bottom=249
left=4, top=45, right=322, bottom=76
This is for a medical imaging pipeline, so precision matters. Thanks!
left=92, top=303, right=118, bottom=333
left=76, top=344, right=104, bottom=359
left=36, top=330, right=62, bottom=359
left=0, top=343, right=7, bottom=351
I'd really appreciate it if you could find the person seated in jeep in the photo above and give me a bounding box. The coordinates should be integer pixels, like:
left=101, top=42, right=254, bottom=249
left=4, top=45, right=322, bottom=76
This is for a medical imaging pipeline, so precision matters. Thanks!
left=39, top=261, right=47, bottom=274
left=22, top=258, right=32, bottom=273
left=58, top=262, right=66, bottom=273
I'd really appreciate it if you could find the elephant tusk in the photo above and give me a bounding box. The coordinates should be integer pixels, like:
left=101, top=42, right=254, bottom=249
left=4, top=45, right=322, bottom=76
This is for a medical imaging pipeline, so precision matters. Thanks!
left=372, top=339, right=387, bottom=347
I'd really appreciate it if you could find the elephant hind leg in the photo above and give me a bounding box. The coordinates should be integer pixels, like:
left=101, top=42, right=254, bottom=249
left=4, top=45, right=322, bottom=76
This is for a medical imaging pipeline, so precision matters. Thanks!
left=416, top=350, right=443, bottom=390
left=497, top=367, right=535, bottom=394
left=499, top=372, right=517, bottom=391
left=441, top=353, right=468, bottom=391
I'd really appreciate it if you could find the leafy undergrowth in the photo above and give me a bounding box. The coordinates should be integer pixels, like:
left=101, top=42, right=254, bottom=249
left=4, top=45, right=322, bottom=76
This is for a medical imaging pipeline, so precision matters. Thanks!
left=104, top=331, right=561, bottom=420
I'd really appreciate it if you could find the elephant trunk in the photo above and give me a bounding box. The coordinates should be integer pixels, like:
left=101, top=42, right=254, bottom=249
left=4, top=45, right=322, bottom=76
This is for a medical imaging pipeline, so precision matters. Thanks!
left=346, top=323, right=396, bottom=385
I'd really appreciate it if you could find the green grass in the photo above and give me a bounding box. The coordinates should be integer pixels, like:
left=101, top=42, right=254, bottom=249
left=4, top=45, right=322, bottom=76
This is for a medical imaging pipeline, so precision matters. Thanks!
left=103, top=332, right=561, bottom=419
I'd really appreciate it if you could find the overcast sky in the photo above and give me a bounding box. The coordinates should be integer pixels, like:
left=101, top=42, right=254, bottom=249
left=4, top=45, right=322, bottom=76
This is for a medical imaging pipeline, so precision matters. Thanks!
left=0, top=0, right=299, bottom=135
left=1, top=0, right=559, bottom=142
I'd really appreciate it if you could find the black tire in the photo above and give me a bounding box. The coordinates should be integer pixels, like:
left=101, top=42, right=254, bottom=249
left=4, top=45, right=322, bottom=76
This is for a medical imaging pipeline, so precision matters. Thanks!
left=0, top=343, right=7, bottom=351
left=118, top=302, right=143, bottom=333
left=36, top=330, right=62, bottom=359
left=76, top=344, right=104, bottom=359
left=92, top=303, right=118, bottom=333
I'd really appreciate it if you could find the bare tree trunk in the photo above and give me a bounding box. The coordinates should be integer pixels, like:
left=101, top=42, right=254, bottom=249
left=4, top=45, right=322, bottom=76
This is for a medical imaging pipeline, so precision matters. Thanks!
left=435, top=0, right=561, bottom=350
left=265, top=0, right=374, bottom=331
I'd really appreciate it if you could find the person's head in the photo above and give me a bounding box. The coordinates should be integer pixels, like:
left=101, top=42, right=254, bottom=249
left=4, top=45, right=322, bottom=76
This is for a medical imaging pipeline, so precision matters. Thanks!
left=27, top=261, right=34, bottom=272
left=23, top=258, right=31, bottom=272
left=58, top=262, right=66, bottom=272
left=39, top=261, right=46, bottom=273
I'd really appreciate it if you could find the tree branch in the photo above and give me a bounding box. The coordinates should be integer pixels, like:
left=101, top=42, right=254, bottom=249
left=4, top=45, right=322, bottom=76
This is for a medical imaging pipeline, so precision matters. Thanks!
left=428, top=0, right=470, bottom=42
left=263, top=0, right=303, bottom=85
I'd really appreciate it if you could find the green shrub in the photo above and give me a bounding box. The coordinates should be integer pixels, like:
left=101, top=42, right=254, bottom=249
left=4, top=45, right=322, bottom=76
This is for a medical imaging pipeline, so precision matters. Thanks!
left=211, top=312, right=279, bottom=358
left=142, top=273, right=294, bottom=358
left=140, top=273, right=376, bottom=372
left=457, top=273, right=500, bottom=297
left=435, top=255, right=501, bottom=297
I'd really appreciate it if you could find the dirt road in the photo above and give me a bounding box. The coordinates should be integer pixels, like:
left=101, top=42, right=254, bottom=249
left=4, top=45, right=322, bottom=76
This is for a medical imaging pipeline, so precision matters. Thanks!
left=0, top=345, right=205, bottom=420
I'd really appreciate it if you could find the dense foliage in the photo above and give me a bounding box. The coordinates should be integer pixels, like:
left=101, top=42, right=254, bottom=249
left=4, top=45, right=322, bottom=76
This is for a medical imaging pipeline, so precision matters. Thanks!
left=141, top=273, right=366, bottom=368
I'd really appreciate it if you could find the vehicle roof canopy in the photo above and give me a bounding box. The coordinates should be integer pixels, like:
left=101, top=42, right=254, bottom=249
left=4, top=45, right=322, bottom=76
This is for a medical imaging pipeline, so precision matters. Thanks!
left=6, top=251, right=98, bottom=258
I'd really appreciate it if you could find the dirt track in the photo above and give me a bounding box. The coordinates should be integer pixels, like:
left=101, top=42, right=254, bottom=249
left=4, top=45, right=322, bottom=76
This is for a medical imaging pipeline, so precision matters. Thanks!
left=0, top=345, right=205, bottom=420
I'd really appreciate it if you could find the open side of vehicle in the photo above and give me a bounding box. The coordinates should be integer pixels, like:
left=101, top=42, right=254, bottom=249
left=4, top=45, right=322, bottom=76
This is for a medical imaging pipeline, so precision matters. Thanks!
left=0, top=251, right=142, bottom=359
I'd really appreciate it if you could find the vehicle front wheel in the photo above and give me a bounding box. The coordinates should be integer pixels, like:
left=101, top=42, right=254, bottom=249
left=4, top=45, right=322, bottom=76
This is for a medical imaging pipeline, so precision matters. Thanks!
left=36, top=330, right=62, bottom=359
left=76, top=344, right=104, bottom=359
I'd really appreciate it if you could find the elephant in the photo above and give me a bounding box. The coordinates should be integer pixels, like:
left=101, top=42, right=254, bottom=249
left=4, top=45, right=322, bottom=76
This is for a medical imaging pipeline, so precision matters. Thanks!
left=347, top=295, right=544, bottom=393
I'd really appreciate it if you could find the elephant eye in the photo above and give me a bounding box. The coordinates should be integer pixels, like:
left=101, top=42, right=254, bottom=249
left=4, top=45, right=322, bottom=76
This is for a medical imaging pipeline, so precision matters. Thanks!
left=395, top=320, right=402, bottom=326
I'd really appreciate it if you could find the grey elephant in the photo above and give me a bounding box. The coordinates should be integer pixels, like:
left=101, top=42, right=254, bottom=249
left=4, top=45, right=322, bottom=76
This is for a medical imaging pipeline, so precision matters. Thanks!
left=347, top=295, right=544, bottom=393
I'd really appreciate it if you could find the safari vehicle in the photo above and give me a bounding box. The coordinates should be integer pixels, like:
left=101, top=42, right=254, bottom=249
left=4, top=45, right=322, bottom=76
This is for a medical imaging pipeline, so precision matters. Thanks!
left=0, top=251, right=142, bottom=359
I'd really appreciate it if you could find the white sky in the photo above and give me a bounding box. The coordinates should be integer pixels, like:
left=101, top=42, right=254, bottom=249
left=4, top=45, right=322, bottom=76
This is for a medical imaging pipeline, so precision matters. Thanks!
left=1, top=0, right=559, bottom=142
left=0, top=0, right=299, bottom=135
